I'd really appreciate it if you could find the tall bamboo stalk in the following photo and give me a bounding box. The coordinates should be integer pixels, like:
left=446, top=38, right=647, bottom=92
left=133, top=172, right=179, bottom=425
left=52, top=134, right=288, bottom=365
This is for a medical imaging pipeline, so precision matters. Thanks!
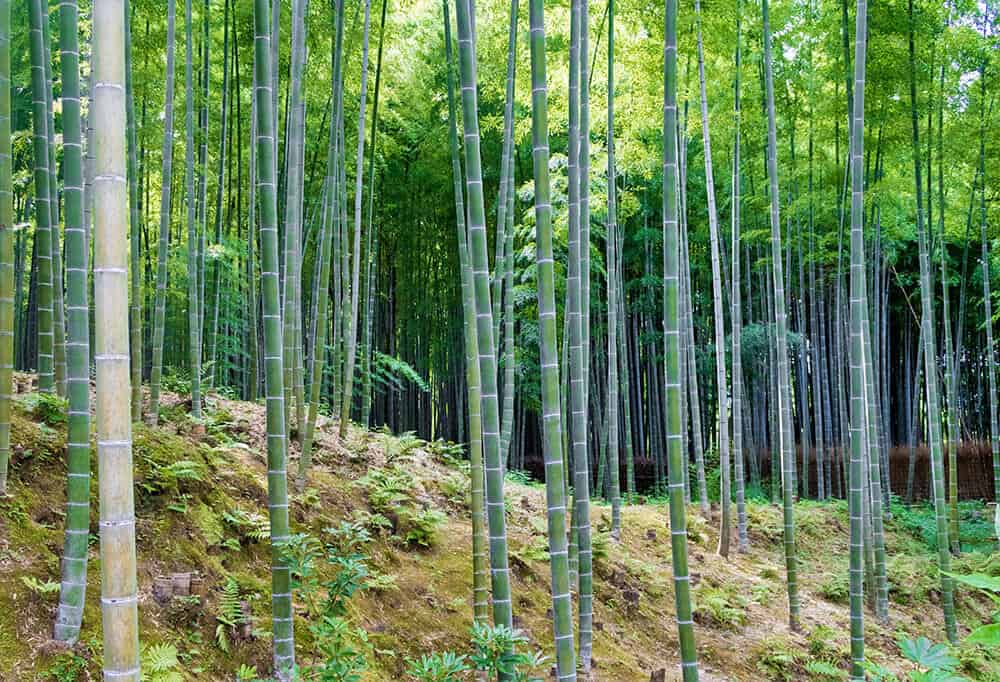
left=0, top=0, right=10, bottom=496
left=847, top=1, right=868, bottom=674
left=664, top=0, right=699, bottom=675
left=730, top=0, right=748, bottom=552
left=980, top=59, right=1000, bottom=516
left=442, top=0, right=488, bottom=623
left=149, top=0, right=178, bottom=421
left=340, top=0, right=373, bottom=437
left=94, top=0, right=140, bottom=675
left=28, top=0, right=55, bottom=396
left=126, top=0, right=142, bottom=421
left=762, top=0, right=800, bottom=631
left=695, top=0, right=732, bottom=557
left=54, top=0, right=92, bottom=644
left=184, top=0, right=202, bottom=418
left=254, top=0, right=296, bottom=672
left=453, top=0, right=514, bottom=633
left=907, top=0, right=956, bottom=644
left=526, top=0, right=577, bottom=672
left=605, top=0, right=621, bottom=540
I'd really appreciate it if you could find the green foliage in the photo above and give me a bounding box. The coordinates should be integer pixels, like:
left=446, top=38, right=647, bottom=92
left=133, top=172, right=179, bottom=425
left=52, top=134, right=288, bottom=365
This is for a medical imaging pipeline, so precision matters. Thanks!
left=372, top=351, right=430, bottom=394
left=137, top=455, right=206, bottom=499
left=692, top=581, right=748, bottom=629
left=140, top=642, right=183, bottom=682
left=754, top=636, right=800, bottom=681
left=403, top=508, right=446, bottom=548
left=18, top=392, right=68, bottom=426
left=437, top=472, right=469, bottom=505
left=221, top=508, right=270, bottom=544
left=357, top=467, right=415, bottom=512
left=406, top=652, right=470, bottom=681
left=235, top=664, right=259, bottom=681
left=214, top=577, right=248, bottom=653
left=427, top=439, right=466, bottom=466
left=899, top=637, right=965, bottom=682
left=45, top=653, right=89, bottom=681
left=310, top=615, right=369, bottom=682
left=469, top=622, right=547, bottom=681
left=892, top=501, right=997, bottom=555
left=817, top=572, right=850, bottom=604
left=20, top=575, right=59, bottom=596
left=804, top=660, right=847, bottom=680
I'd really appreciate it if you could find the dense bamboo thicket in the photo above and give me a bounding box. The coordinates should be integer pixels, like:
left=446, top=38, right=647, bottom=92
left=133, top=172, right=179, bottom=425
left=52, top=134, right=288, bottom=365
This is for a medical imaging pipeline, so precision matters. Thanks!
left=0, top=0, right=997, bottom=679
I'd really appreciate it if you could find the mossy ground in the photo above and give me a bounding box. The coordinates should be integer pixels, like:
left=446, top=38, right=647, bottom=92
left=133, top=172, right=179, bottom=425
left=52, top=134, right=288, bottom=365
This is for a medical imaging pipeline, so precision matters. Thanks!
left=0, top=380, right=998, bottom=680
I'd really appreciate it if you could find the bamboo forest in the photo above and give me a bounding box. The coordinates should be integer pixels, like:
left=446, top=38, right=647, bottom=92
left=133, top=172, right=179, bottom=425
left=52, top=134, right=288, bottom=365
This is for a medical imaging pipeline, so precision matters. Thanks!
left=1, top=0, right=1000, bottom=679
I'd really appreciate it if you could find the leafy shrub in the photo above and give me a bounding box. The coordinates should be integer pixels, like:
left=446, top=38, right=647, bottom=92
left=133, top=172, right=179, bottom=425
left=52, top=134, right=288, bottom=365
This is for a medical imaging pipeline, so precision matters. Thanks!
left=438, top=472, right=469, bottom=505
left=357, top=467, right=415, bottom=512
left=406, top=652, right=470, bottom=681
left=45, top=653, right=88, bottom=682
left=427, top=439, right=466, bottom=467
left=20, top=575, right=59, bottom=597
left=19, top=391, right=68, bottom=425
left=404, top=508, right=447, bottom=548
left=818, top=572, right=850, bottom=604
left=470, top=622, right=548, bottom=681
left=755, top=636, right=800, bottom=681
left=222, top=508, right=270, bottom=544
left=693, top=583, right=748, bottom=629
left=804, top=660, right=847, bottom=680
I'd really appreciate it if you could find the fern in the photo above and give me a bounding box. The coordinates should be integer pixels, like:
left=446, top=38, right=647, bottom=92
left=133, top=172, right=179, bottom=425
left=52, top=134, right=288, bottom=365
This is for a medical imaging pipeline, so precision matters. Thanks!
left=804, top=660, right=847, bottom=680
left=140, top=643, right=182, bottom=682
left=215, top=578, right=246, bottom=653
left=20, top=575, right=60, bottom=596
left=372, top=351, right=430, bottom=393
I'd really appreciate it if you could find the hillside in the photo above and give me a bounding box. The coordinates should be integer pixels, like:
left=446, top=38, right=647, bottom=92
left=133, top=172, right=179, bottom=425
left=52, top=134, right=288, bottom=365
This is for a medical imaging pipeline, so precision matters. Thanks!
left=1, top=385, right=998, bottom=681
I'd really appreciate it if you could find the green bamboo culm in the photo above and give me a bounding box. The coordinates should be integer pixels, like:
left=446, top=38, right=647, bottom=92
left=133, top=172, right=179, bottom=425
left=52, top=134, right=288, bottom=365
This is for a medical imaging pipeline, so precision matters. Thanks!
left=0, top=0, right=12, bottom=496
left=126, top=0, right=142, bottom=422
left=980, top=59, right=1000, bottom=516
left=93, top=0, right=141, bottom=676
left=452, top=0, right=514, bottom=633
left=442, top=0, right=489, bottom=624
left=694, top=0, right=732, bottom=558
left=53, top=0, right=92, bottom=645
left=300, top=0, right=345, bottom=484
left=761, top=0, right=800, bottom=631
left=184, top=0, right=202, bottom=419
left=907, top=0, right=956, bottom=644
left=526, top=0, right=577, bottom=674
left=846, top=0, right=868, bottom=676
left=253, top=0, right=296, bottom=672
left=28, top=0, right=55, bottom=396
left=339, top=0, right=373, bottom=439
left=149, top=0, right=178, bottom=423
left=663, top=0, right=699, bottom=676
left=41, top=9, right=67, bottom=399
left=282, top=0, right=307, bottom=441
left=496, top=0, right=518, bottom=466
left=605, top=0, right=622, bottom=541
left=567, top=0, right=595, bottom=668
left=730, top=0, right=749, bottom=553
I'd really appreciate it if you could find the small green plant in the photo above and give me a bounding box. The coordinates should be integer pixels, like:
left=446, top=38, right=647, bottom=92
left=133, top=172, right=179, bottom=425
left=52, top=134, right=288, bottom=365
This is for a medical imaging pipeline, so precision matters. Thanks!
left=325, top=521, right=374, bottom=555
left=427, top=439, right=466, bottom=467
left=311, top=615, right=370, bottom=682
left=364, top=570, right=398, bottom=593
left=818, top=572, right=850, bottom=604
left=357, top=467, right=415, bottom=512
left=406, top=652, right=470, bottom=681
left=137, top=456, right=206, bottom=498
left=222, top=508, right=271, bottom=544
left=942, top=571, right=1000, bottom=646
left=215, top=578, right=248, bottom=653
left=20, top=575, right=60, bottom=597
left=755, top=636, right=800, bottom=681
left=140, top=642, right=183, bottom=682
left=692, top=583, right=748, bottom=629
left=899, top=636, right=966, bottom=681
left=348, top=509, right=393, bottom=536
left=235, top=664, right=259, bottom=681
left=45, top=652, right=89, bottom=682
left=404, top=508, right=446, bottom=548
left=19, top=391, right=69, bottom=425
left=470, top=622, right=548, bottom=681
left=804, top=660, right=847, bottom=680
left=438, top=472, right=469, bottom=505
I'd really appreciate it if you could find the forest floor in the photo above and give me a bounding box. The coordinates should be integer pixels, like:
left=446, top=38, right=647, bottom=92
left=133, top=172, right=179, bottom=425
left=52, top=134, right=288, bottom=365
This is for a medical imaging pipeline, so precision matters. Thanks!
left=0, top=378, right=998, bottom=681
